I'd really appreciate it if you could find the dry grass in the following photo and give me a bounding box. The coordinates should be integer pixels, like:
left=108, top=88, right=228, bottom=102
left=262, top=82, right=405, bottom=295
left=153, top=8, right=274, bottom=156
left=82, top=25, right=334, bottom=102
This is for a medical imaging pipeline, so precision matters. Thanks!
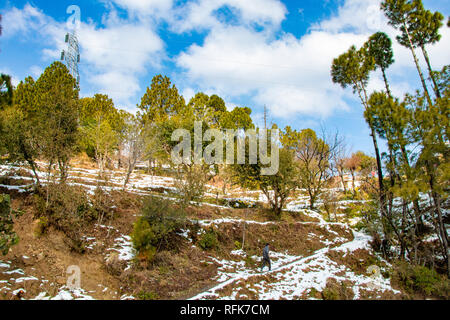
left=326, top=248, right=383, bottom=276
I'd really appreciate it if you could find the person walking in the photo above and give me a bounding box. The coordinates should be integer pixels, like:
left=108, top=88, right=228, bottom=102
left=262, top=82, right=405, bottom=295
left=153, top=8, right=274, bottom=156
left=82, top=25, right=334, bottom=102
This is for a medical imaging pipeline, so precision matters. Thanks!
left=261, top=243, right=271, bottom=272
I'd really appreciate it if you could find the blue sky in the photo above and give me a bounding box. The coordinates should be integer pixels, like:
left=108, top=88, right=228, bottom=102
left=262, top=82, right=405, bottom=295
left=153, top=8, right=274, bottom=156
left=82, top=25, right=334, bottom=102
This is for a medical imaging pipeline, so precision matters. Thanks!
left=1, top=0, right=449, bottom=156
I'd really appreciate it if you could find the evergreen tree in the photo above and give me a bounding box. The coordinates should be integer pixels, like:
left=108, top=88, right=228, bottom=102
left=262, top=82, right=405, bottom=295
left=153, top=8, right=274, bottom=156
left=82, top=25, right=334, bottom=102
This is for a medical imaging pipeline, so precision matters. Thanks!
left=0, top=194, right=19, bottom=256
left=381, top=0, right=433, bottom=105
left=331, top=45, right=388, bottom=220
left=3, top=77, right=42, bottom=185
left=80, top=94, right=121, bottom=174
left=35, top=61, right=79, bottom=182
left=0, top=74, right=13, bottom=108
left=139, top=75, right=186, bottom=125
left=396, top=1, right=444, bottom=99
left=365, top=32, right=395, bottom=97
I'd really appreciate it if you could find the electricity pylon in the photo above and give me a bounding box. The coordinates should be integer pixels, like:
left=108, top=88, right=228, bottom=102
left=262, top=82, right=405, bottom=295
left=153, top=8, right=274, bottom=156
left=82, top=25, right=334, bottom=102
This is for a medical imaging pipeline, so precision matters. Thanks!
left=61, top=31, right=80, bottom=83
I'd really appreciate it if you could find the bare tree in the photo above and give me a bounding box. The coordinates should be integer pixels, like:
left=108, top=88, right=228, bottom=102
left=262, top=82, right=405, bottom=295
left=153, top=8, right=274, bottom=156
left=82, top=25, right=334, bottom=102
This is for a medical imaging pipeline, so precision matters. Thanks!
left=332, top=140, right=350, bottom=193
left=123, top=116, right=144, bottom=189
left=288, top=127, right=343, bottom=210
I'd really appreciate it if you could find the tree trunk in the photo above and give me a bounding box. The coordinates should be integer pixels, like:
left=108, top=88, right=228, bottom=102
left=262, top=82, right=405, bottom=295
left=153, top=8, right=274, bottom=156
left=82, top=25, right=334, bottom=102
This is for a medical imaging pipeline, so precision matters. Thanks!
left=117, top=145, right=122, bottom=169
left=339, top=171, right=347, bottom=193
left=359, top=85, right=385, bottom=206
left=427, top=163, right=450, bottom=277
left=403, top=22, right=433, bottom=106
left=27, top=159, right=41, bottom=187
left=351, top=171, right=356, bottom=194
left=58, top=158, right=69, bottom=183
left=124, top=158, right=137, bottom=189
left=421, top=45, right=441, bottom=99
left=369, top=127, right=385, bottom=205
left=357, top=83, right=389, bottom=239
left=381, top=67, right=392, bottom=98
left=309, top=192, right=316, bottom=211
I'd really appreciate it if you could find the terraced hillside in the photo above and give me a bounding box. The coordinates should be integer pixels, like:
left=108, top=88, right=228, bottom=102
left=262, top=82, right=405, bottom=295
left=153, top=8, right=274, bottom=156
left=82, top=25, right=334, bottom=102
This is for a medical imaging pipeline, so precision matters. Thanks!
left=0, top=162, right=407, bottom=300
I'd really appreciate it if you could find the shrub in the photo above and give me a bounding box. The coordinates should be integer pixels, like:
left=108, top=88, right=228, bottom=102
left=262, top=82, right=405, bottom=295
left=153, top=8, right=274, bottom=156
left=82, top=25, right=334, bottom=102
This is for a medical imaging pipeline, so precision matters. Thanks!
left=0, top=194, right=19, bottom=255
left=34, top=216, right=49, bottom=237
left=131, top=197, right=186, bottom=263
left=393, top=262, right=450, bottom=299
left=131, top=219, right=157, bottom=262
left=174, top=164, right=211, bottom=205
left=188, top=222, right=201, bottom=243
left=91, top=187, right=115, bottom=224
left=198, top=229, right=219, bottom=251
left=34, top=184, right=92, bottom=253
left=321, top=278, right=355, bottom=300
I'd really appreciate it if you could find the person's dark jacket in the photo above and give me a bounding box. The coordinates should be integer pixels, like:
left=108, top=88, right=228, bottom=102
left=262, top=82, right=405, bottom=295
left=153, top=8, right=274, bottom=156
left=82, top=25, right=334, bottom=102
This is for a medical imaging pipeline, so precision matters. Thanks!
left=263, top=245, right=270, bottom=260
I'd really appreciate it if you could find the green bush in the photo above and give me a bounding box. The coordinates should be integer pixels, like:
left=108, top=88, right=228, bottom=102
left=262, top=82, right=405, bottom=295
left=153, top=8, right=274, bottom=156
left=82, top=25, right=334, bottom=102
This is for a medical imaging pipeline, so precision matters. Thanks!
left=394, top=262, right=450, bottom=299
left=198, top=229, right=218, bottom=251
left=131, top=219, right=157, bottom=262
left=131, top=197, right=186, bottom=262
left=0, top=194, right=19, bottom=255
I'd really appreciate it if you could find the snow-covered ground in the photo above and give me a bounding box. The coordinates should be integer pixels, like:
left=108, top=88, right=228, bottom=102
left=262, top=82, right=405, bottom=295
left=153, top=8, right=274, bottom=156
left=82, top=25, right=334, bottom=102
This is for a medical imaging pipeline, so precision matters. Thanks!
left=0, top=162, right=409, bottom=300
left=190, top=230, right=400, bottom=300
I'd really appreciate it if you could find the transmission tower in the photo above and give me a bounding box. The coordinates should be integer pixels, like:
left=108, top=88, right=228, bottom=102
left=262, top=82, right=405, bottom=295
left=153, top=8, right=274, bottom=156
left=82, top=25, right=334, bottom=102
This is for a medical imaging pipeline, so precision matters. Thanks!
left=61, top=31, right=80, bottom=83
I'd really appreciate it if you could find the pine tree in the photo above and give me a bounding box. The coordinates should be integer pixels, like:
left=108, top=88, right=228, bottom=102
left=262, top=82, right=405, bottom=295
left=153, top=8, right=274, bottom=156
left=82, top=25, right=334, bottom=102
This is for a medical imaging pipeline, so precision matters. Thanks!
left=4, top=77, right=42, bottom=185
left=139, top=75, right=186, bottom=125
left=399, top=1, right=444, bottom=98
left=331, top=45, right=387, bottom=215
left=365, top=32, right=395, bottom=97
left=381, top=0, right=433, bottom=106
left=35, top=62, right=79, bottom=182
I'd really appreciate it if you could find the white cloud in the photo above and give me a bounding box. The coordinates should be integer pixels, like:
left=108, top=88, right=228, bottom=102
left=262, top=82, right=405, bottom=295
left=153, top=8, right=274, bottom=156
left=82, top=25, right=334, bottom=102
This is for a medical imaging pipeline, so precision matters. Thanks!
left=176, top=23, right=363, bottom=118
left=2, top=4, right=165, bottom=111
left=105, top=0, right=174, bottom=21
left=2, top=0, right=448, bottom=117
left=170, top=0, right=287, bottom=33
left=77, top=15, right=164, bottom=108
left=1, top=4, right=48, bottom=38
left=175, top=0, right=450, bottom=120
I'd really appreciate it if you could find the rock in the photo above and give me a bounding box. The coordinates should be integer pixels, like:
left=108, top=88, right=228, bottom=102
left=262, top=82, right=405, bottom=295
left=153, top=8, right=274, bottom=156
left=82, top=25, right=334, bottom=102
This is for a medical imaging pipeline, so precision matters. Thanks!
left=21, top=256, right=34, bottom=266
